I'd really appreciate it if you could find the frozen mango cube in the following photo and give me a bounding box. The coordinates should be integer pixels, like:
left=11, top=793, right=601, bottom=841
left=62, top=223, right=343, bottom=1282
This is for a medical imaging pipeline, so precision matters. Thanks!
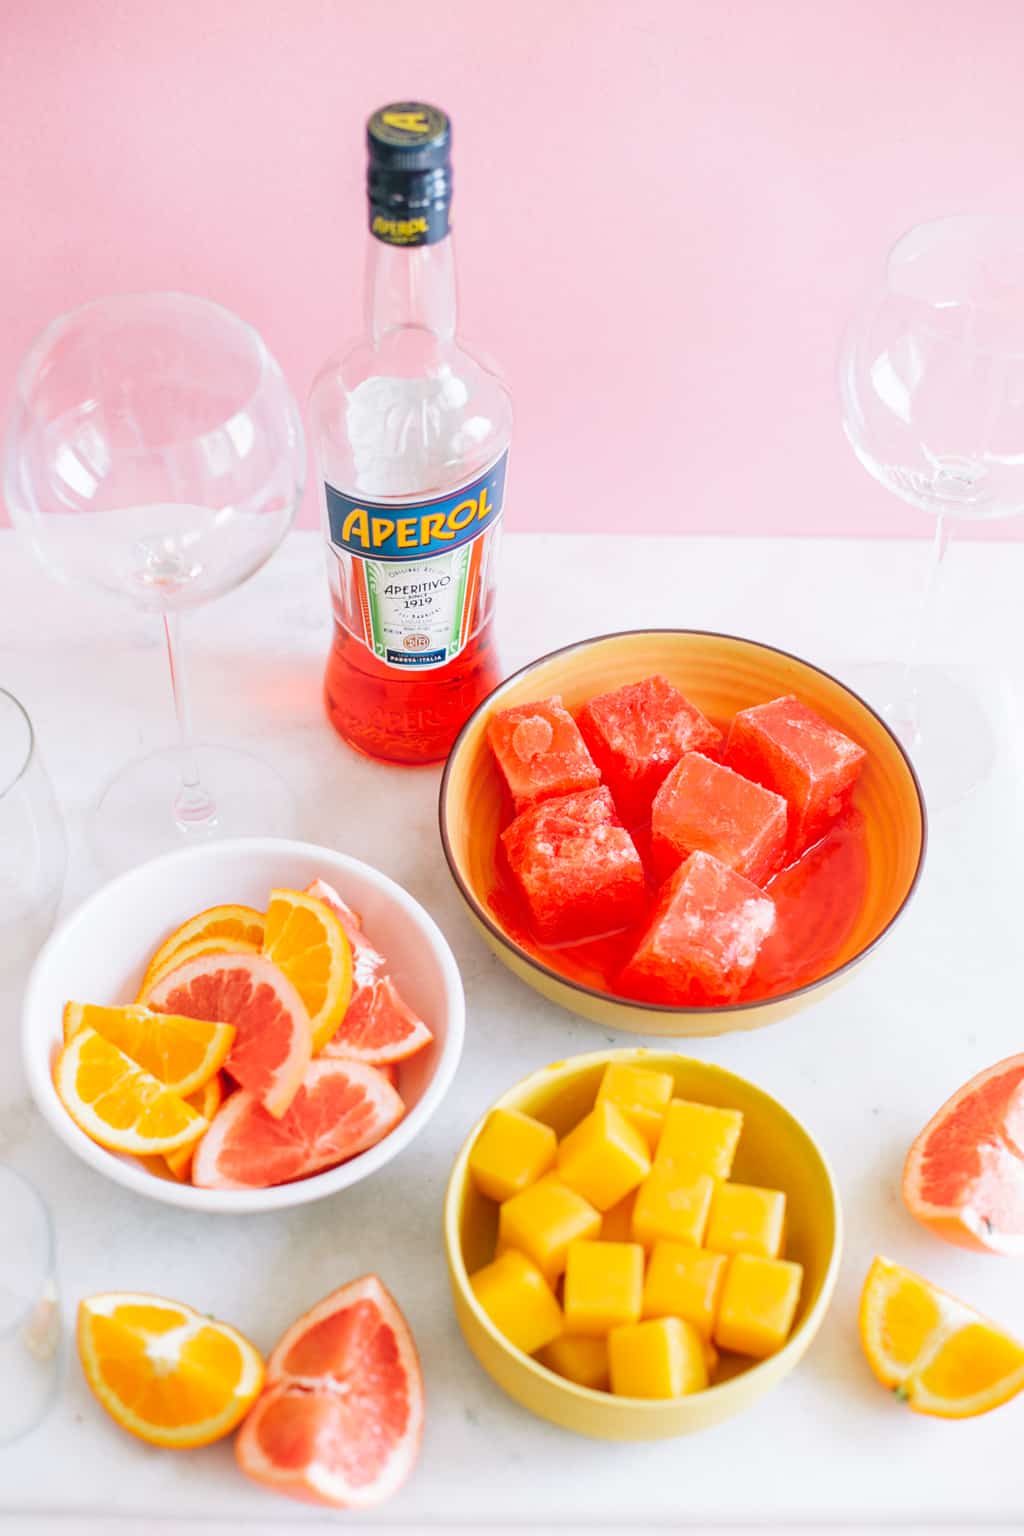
left=468, top=1107, right=558, bottom=1203
left=501, top=787, right=647, bottom=945
left=724, top=694, right=866, bottom=854
left=538, top=1333, right=609, bottom=1390
left=642, top=1242, right=727, bottom=1339
left=577, top=675, right=722, bottom=826
left=498, top=1177, right=601, bottom=1285
left=608, top=1316, right=708, bottom=1399
left=706, top=1181, right=785, bottom=1259
left=654, top=1098, right=744, bottom=1179
left=488, top=695, right=600, bottom=813
left=563, top=1240, right=644, bottom=1336
left=620, top=852, right=776, bottom=1006
left=651, top=751, right=788, bottom=886
left=470, top=1250, right=564, bottom=1356
left=601, top=1191, right=636, bottom=1242
left=596, top=1062, right=674, bottom=1152
left=631, top=1166, right=714, bottom=1251
left=714, top=1254, right=803, bottom=1359
left=556, top=1099, right=651, bottom=1212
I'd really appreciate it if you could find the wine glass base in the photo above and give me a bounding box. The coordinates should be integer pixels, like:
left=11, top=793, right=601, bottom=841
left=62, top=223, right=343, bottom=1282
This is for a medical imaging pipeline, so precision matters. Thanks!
left=848, top=662, right=996, bottom=812
left=91, top=744, right=297, bottom=875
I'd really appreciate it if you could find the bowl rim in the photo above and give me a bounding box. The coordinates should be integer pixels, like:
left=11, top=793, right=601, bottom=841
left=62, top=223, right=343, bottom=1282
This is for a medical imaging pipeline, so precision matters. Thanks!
left=22, top=836, right=466, bottom=1214
left=443, top=1047, right=844, bottom=1414
left=438, top=627, right=928, bottom=1018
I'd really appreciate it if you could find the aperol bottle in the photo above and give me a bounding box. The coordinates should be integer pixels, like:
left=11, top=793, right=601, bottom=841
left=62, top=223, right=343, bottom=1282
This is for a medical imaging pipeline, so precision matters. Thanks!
left=310, top=102, right=512, bottom=765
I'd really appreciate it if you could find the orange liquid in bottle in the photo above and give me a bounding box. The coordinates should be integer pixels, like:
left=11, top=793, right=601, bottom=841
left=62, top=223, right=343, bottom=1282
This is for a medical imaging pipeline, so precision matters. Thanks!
left=325, top=616, right=502, bottom=765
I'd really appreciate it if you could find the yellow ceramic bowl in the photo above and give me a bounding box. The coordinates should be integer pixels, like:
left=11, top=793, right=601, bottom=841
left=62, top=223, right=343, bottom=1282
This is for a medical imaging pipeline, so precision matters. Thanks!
left=439, top=630, right=926, bottom=1036
left=444, top=1048, right=842, bottom=1440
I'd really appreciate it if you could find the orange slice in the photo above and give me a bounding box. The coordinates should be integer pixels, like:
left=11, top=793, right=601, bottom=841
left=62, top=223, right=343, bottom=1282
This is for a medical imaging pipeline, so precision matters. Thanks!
left=165, top=1074, right=226, bottom=1182
left=78, top=1292, right=264, bottom=1448
left=62, top=1002, right=234, bottom=1098
left=139, top=904, right=265, bottom=995
left=55, top=1028, right=208, bottom=1156
left=262, top=888, right=353, bottom=1054
left=903, top=1053, right=1024, bottom=1254
left=137, top=933, right=262, bottom=1002
left=859, top=1256, right=1024, bottom=1418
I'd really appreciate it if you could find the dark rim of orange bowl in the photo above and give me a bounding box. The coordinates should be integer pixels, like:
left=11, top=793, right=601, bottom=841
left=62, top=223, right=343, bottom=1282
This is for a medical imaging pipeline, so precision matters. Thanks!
left=438, top=628, right=928, bottom=1018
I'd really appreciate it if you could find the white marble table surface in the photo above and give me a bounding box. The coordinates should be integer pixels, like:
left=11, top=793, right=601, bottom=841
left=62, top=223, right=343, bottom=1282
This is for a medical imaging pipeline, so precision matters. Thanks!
left=2, top=528, right=1023, bottom=1531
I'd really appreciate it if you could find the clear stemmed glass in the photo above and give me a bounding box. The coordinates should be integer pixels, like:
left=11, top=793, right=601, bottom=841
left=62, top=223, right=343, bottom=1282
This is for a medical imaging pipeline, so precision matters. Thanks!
left=0, top=1167, right=61, bottom=1446
left=4, top=293, right=306, bottom=870
left=840, top=215, right=1024, bottom=805
left=0, top=689, right=66, bottom=982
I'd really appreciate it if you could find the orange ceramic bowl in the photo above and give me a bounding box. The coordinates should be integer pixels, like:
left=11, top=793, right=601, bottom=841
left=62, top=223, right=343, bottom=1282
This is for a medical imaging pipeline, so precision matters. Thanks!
left=439, top=630, right=926, bottom=1037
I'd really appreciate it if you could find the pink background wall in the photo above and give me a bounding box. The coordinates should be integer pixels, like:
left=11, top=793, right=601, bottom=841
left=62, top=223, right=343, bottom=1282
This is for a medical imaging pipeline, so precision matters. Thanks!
left=3, top=0, right=1022, bottom=540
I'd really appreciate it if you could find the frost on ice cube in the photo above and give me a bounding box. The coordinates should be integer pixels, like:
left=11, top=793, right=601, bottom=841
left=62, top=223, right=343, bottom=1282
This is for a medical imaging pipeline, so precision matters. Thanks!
left=489, top=696, right=600, bottom=811
left=651, top=752, right=788, bottom=886
left=576, top=675, right=722, bottom=826
left=621, top=851, right=776, bottom=1005
left=501, top=786, right=647, bottom=945
left=724, top=695, right=866, bottom=854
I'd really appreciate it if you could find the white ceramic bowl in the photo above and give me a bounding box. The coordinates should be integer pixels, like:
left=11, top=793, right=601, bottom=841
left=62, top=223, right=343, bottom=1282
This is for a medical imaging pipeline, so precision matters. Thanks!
left=23, top=838, right=465, bottom=1214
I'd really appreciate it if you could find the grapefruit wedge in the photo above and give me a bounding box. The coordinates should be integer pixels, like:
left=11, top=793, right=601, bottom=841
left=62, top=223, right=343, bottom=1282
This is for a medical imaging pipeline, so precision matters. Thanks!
left=306, top=880, right=433, bottom=1065
left=147, top=954, right=311, bottom=1120
left=192, top=1058, right=404, bottom=1190
left=903, top=1053, right=1024, bottom=1255
left=236, top=1275, right=424, bottom=1509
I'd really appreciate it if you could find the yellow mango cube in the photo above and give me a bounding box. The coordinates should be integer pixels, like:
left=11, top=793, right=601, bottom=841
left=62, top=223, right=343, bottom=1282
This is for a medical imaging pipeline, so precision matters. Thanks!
left=538, top=1333, right=610, bottom=1390
left=705, top=1181, right=785, bottom=1259
left=563, top=1240, right=644, bottom=1336
left=654, top=1098, right=743, bottom=1179
left=498, top=1177, right=601, bottom=1284
left=469, top=1107, right=557, bottom=1203
left=601, top=1191, right=636, bottom=1242
left=470, top=1250, right=563, bottom=1356
left=642, top=1241, right=727, bottom=1339
left=714, top=1254, right=803, bottom=1359
left=596, top=1062, right=674, bottom=1152
left=556, top=1100, right=651, bottom=1211
left=608, top=1316, right=708, bottom=1399
left=631, top=1166, right=714, bottom=1252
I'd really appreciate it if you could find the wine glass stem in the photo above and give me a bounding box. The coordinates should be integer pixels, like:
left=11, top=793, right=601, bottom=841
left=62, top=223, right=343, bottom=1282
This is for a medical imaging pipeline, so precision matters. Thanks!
left=900, top=511, right=953, bottom=745
left=162, top=611, right=218, bottom=832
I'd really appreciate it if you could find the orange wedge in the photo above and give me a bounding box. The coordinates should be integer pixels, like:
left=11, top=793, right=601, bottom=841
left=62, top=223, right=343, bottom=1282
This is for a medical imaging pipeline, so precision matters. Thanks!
left=55, top=1028, right=208, bottom=1156
left=138, top=933, right=262, bottom=1002
left=78, top=1292, right=264, bottom=1448
left=859, top=1256, right=1024, bottom=1418
left=262, top=888, right=353, bottom=1053
left=63, top=1002, right=234, bottom=1098
left=140, top=904, right=265, bottom=992
left=165, top=1074, right=226, bottom=1182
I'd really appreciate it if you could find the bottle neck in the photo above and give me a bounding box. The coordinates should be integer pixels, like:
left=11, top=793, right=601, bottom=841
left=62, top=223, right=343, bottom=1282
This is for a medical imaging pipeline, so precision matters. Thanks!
left=364, top=234, right=457, bottom=346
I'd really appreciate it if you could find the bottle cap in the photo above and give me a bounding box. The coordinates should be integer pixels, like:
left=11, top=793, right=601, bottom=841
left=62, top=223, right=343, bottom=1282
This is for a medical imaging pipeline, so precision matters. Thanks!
left=366, top=103, right=451, bottom=247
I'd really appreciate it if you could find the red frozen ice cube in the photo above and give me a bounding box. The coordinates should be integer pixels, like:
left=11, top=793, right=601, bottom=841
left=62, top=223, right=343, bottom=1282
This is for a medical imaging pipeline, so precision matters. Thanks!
left=488, top=694, right=600, bottom=812
left=621, top=851, right=776, bottom=1005
left=501, top=786, right=648, bottom=945
left=724, top=695, right=867, bottom=853
left=576, top=675, right=721, bottom=826
left=651, top=752, right=788, bottom=886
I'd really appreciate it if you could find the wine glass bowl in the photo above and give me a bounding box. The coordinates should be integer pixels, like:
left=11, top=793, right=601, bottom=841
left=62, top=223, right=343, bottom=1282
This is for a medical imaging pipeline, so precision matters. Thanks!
left=4, top=293, right=306, bottom=869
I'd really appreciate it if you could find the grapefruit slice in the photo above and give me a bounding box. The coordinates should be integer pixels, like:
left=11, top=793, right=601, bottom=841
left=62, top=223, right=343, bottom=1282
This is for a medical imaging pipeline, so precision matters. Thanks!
left=137, top=934, right=261, bottom=1002
left=236, top=1275, right=423, bottom=1508
left=859, top=1256, right=1024, bottom=1418
left=262, top=889, right=353, bottom=1054
left=147, top=954, right=311, bottom=1120
left=192, top=1059, right=404, bottom=1191
left=306, top=880, right=433, bottom=1065
left=79, top=1292, right=264, bottom=1448
left=62, top=1002, right=234, bottom=1098
left=903, top=1053, right=1024, bottom=1255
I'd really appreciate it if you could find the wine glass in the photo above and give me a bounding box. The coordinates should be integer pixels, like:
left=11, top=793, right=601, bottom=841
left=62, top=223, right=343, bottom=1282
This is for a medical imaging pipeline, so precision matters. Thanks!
left=0, top=689, right=66, bottom=982
left=4, top=293, right=305, bottom=871
left=0, top=1167, right=61, bottom=1446
left=839, top=214, right=1024, bottom=806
